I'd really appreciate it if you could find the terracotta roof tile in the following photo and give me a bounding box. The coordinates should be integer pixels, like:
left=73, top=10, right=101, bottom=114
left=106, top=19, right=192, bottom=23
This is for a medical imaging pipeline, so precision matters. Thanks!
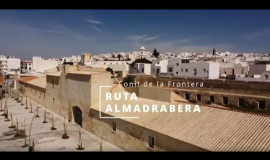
left=18, top=76, right=37, bottom=83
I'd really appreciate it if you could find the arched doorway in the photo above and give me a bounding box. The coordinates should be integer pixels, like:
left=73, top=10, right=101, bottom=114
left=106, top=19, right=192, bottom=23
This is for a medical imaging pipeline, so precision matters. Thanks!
left=72, top=106, right=82, bottom=127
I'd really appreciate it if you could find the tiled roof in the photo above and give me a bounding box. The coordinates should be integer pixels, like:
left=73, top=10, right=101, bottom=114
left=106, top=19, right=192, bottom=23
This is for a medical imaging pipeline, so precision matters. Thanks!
left=18, top=76, right=37, bottom=83
left=92, top=89, right=270, bottom=151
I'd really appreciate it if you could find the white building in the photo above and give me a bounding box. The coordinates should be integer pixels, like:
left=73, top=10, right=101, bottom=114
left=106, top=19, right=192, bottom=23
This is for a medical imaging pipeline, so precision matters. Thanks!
left=32, top=57, right=60, bottom=72
left=151, top=59, right=168, bottom=75
left=7, top=58, right=21, bottom=74
left=168, top=58, right=220, bottom=79
left=0, top=55, right=21, bottom=75
left=21, top=60, right=33, bottom=73
left=85, top=60, right=132, bottom=69
left=134, top=63, right=151, bottom=75
left=0, top=55, right=7, bottom=72
left=248, top=60, right=270, bottom=77
left=236, top=72, right=270, bottom=82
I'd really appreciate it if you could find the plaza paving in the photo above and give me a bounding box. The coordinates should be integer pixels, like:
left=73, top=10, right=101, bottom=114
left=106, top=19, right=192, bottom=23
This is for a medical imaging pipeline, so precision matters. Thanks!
left=0, top=96, right=124, bottom=151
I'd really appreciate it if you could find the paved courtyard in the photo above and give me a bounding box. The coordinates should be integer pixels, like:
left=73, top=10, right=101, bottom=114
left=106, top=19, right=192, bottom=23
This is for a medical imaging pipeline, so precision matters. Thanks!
left=0, top=96, right=124, bottom=152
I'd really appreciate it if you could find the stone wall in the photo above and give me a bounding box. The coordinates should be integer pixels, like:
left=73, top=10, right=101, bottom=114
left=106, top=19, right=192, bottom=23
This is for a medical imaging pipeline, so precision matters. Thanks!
left=173, top=90, right=270, bottom=110
left=130, top=75, right=270, bottom=96
left=89, top=109, right=208, bottom=151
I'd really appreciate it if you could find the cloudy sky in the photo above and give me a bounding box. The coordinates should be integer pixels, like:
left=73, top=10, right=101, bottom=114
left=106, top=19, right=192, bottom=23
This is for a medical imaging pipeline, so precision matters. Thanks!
left=1, top=10, right=270, bottom=60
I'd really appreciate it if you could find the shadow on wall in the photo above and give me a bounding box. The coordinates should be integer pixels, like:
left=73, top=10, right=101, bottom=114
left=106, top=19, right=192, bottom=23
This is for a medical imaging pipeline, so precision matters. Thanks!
left=89, top=109, right=207, bottom=151
left=66, top=74, right=90, bottom=82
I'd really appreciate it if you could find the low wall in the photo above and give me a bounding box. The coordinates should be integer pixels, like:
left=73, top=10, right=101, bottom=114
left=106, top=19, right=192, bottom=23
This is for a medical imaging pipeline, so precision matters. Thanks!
left=130, top=75, right=270, bottom=96
left=138, top=87, right=172, bottom=103
left=89, top=109, right=208, bottom=151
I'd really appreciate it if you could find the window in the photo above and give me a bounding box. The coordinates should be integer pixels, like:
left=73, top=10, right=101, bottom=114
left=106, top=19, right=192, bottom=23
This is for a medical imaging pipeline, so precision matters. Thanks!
left=176, top=63, right=179, bottom=66
left=185, top=93, right=190, bottom=100
left=185, top=69, right=188, bottom=72
left=223, top=97, right=228, bottom=105
left=210, top=96, right=215, bottom=103
left=44, top=94, right=45, bottom=98
left=148, top=136, right=155, bottom=149
left=112, top=122, right=116, bottom=132
left=193, top=69, right=197, bottom=75
left=39, top=93, right=41, bottom=97
left=181, top=69, right=183, bottom=72
left=142, top=68, right=144, bottom=72
left=168, top=67, right=173, bottom=72
left=265, top=74, right=268, bottom=79
left=197, top=94, right=201, bottom=101
left=52, top=79, right=54, bottom=88
left=258, top=100, right=265, bottom=110
left=52, top=98, right=55, bottom=102
left=203, top=69, right=207, bottom=72
left=176, top=72, right=178, bottom=74
left=238, top=98, right=244, bottom=107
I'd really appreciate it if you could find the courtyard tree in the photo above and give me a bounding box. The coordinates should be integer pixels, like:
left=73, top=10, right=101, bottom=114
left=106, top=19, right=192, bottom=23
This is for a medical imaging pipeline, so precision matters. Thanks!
left=50, top=114, right=57, bottom=130
left=43, top=108, right=48, bottom=123
left=76, top=127, right=84, bottom=150
left=4, top=108, right=10, bottom=122
left=14, top=117, right=21, bottom=137
left=21, top=96, right=24, bottom=105
left=100, top=136, right=103, bottom=152
left=35, top=106, right=40, bottom=118
left=25, top=96, right=29, bottom=109
left=0, top=96, right=3, bottom=112
left=62, top=114, right=69, bottom=139
left=21, top=117, right=28, bottom=148
left=29, top=99, right=33, bottom=113
left=8, top=113, right=15, bottom=128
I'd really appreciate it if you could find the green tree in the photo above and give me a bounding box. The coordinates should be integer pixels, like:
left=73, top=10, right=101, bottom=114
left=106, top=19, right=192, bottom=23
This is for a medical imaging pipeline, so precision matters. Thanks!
left=152, top=48, right=160, bottom=58
left=117, top=54, right=122, bottom=60
left=122, top=76, right=135, bottom=87
left=106, top=67, right=114, bottom=75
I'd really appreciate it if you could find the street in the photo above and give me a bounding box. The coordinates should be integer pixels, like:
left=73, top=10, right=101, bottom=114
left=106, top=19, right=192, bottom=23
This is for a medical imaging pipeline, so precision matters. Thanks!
left=0, top=96, right=123, bottom=152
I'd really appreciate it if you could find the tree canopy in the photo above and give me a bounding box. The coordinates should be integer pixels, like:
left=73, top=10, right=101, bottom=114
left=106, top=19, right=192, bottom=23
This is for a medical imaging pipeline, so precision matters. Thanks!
left=152, top=48, right=160, bottom=58
left=106, top=67, right=114, bottom=75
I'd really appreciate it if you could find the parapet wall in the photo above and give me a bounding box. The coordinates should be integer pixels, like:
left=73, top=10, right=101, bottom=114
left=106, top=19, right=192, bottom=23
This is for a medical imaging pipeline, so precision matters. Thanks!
left=130, top=75, right=270, bottom=96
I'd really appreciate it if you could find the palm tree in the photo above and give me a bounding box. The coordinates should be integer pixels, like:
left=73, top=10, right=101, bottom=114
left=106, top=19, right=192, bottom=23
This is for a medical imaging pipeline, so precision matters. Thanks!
left=117, top=54, right=122, bottom=61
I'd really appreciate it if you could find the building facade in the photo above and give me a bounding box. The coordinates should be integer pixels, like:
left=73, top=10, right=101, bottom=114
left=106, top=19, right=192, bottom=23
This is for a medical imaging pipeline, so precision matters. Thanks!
left=167, top=58, right=220, bottom=79
left=17, top=65, right=270, bottom=152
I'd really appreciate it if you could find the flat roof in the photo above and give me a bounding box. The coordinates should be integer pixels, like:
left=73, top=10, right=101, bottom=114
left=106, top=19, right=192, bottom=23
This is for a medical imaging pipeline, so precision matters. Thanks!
left=26, top=76, right=46, bottom=88
left=68, top=71, right=102, bottom=75
left=18, top=76, right=38, bottom=83
left=47, top=72, right=61, bottom=77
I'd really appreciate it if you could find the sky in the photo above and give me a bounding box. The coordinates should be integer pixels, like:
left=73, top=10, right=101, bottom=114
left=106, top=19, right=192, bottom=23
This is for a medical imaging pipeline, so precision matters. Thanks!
left=1, top=10, right=270, bottom=60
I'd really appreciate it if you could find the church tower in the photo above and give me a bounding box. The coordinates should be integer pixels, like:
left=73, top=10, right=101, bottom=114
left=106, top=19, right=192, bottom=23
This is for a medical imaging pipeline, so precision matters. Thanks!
left=212, top=48, right=216, bottom=55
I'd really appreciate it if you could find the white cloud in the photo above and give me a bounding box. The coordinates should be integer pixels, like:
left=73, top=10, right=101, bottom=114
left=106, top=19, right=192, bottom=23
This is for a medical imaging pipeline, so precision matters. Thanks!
left=91, top=26, right=101, bottom=30
left=131, top=40, right=232, bottom=53
left=126, top=34, right=159, bottom=41
left=85, top=19, right=103, bottom=25
left=144, top=36, right=159, bottom=41
left=242, top=28, right=270, bottom=40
